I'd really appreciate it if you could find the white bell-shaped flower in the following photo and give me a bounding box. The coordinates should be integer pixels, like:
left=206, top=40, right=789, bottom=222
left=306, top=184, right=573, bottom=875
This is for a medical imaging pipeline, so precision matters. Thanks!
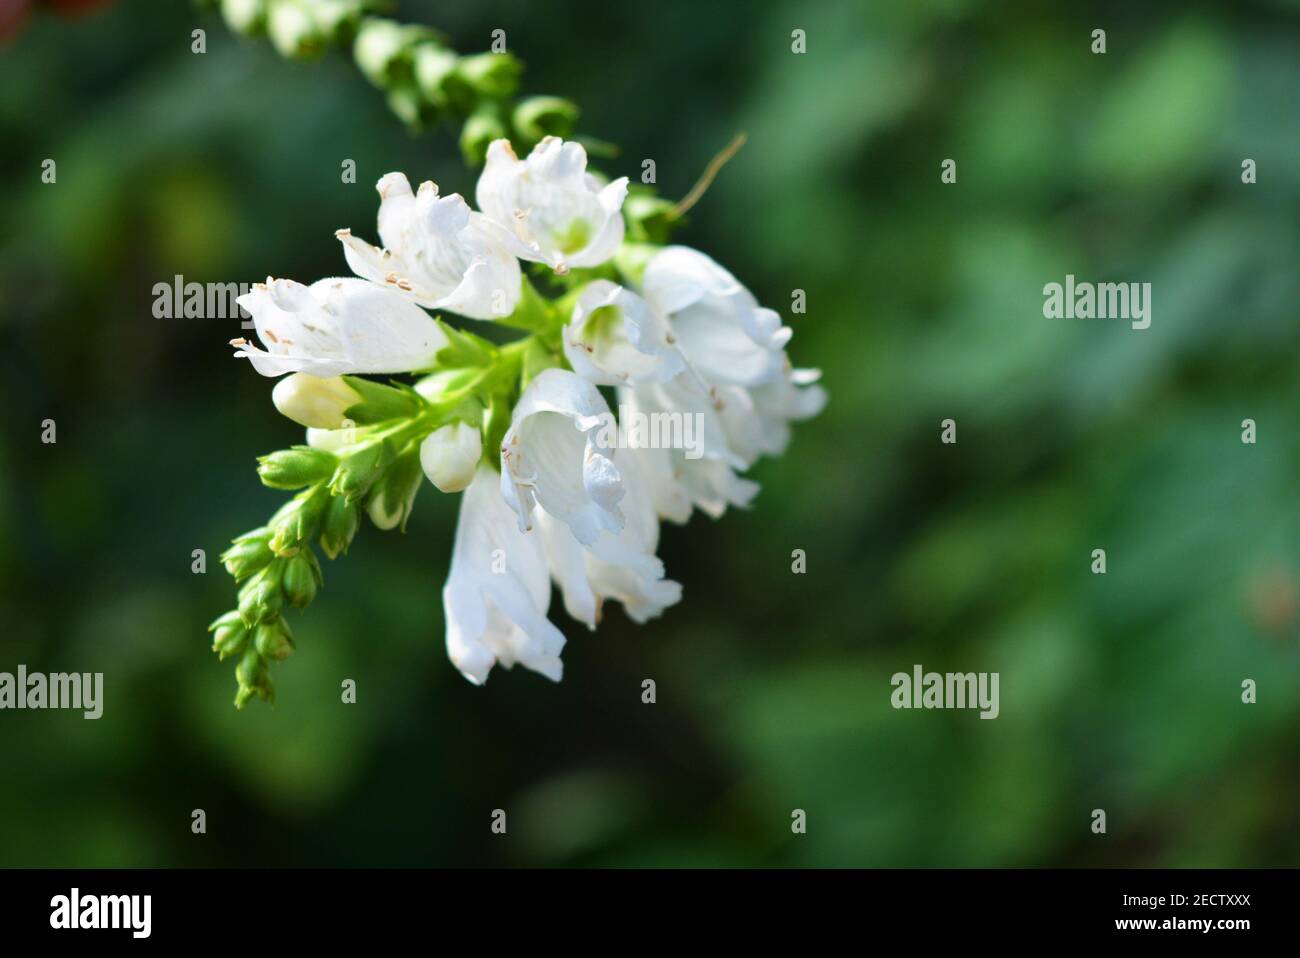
left=476, top=138, right=628, bottom=274
left=442, top=466, right=566, bottom=685
left=337, top=173, right=522, bottom=320
left=499, top=368, right=625, bottom=547
left=641, top=245, right=791, bottom=388
left=233, top=277, right=447, bottom=377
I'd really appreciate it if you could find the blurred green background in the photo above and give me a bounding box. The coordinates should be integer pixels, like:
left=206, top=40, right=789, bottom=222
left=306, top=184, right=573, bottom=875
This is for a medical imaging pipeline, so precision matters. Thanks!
left=2, top=0, right=1299, bottom=867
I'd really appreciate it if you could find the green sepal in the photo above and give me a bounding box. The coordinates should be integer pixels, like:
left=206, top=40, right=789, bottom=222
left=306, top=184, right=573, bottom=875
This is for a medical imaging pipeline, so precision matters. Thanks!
left=221, top=531, right=274, bottom=580
left=340, top=377, right=422, bottom=424
left=433, top=320, right=499, bottom=369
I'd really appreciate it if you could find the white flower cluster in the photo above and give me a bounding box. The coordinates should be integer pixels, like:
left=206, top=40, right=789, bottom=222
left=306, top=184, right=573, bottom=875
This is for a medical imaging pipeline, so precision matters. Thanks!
left=233, top=137, right=824, bottom=685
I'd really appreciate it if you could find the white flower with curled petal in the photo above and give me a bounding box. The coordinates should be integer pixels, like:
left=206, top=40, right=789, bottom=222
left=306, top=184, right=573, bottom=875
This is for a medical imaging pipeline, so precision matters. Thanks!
left=641, top=245, right=791, bottom=388
left=619, top=379, right=758, bottom=520
left=537, top=448, right=681, bottom=629
left=499, top=368, right=624, bottom=546
left=476, top=137, right=628, bottom=274
left=562, top=280, right=685, bottom=386
left=232, top=277, right=448, bottom=377
left=336, top=173, right=521, bottom=320
left=443, top=466, right=566, bottom=685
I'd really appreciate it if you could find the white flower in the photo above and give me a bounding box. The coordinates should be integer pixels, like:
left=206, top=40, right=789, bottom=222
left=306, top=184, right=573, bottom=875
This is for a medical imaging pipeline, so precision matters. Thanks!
left=443, top=466, right=566, bottom=685
left=233, top=277, right=448, bottom=377
left=336, top=173, right=522, bottom=320
left=499, top=368, right=624, bottom=546
left=271, top=373, right=362, bottom=429
left=620, top=380, right=758, bottom=520
left=537, top=448, right=681, bottom=629
left=476, top=137, right=628, bottom=274
left=420, top=421, right=482, bottom=493
left=562, top=280, right=684, bottom=386
left=641, top=245, right=791, bottom=388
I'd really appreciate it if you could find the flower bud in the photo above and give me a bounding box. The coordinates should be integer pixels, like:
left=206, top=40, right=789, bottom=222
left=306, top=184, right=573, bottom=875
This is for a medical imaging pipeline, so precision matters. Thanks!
left=456, top=52, right=522, bottom=100
left=238, top=561, right=283, bottom=625
left=209, top=610, right=249, bottom=661
left=267, top=0, right=326, bottom=59
left=221, top=0, right=266, bottom=37
left=512, top=96, right=580, bottom=145
left=254, top=617, right=295, bottom=662
left=272, top=373, right=362, bottom=429
left=353, top=18, right=436, bottom=88
left=282, top=552, right=320, bottom=607
left=234, top=647, right=273, bottom=709
left=367, top=450, right=423, bottom=531
left=420, top=422, right=481, bottom=493
left=269, top=486, right=330, bottom=553
left=221, top=530, right=274, bottom=580
left=329, top=440, right=393, bottom=501
left=257, top=446, right=337, bottom=490
left=460, top=102, right=506, bottom=167
left=413, top=43, right=469, bottom=111
left=319, top=494, right=360, bottom=559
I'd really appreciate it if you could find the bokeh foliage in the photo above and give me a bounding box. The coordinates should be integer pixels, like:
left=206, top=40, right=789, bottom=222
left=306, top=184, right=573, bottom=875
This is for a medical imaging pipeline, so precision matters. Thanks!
left=0, top=0, right=1297, bottom=866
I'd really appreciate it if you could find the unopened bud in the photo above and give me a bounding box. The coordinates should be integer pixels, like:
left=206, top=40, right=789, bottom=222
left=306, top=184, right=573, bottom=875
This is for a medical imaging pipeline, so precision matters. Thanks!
left=329, top=440, right=393, bottom=501
left=420, top=422, right=481, bottom=493
left=234, top=647, right=273, bottom=708
left=272, top=373, right=362, bottom=429
left=456, top=51, right=522, bottom=100
left=282, top=551, right=320, bottom=607
left=257, top=446, right=337, bottom=490
left=238, top=561, right=283, bottom=625
left=221, top=0, right=266, bottom=36
left=460, top=102, right=507, bottom=167
left=269, top=486, right=330, bottom=553
left=319, top=494, right=360, bottom=559
left=267, top=0, right=326, bottom=59
left=367, top=450, right=423, bottom=530
left=209, top=610, right=249, bottom=661
left=254, top=617, right=295, bottom=661
left=513, top=96, right=580, bottom=145
left=221, top=530, right=274, bottom=580
left=413, top=43, right=469, bottom=111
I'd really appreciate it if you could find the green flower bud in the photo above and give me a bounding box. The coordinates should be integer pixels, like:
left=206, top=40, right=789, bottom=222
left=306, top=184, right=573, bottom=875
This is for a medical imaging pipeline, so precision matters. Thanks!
left=456, top=51, right=522, bottom=100
left=257, top=446, right=338, bottom=490
left=221, top=0, right=266, bottom=36
left=460, top=102, right=506, bottom=167
left=221, top=531, right=274, bottom=580
left=267, top=0, right=327, bottom=59
left=319, top=494, right=361, bottom=559
left=234, top=647, right=273, bottom=709
left=272, top=373, right=363, bottom=429
left=329, top=440, right=393, bottom=501
left=238, top=561, right=283, bottom=625
left=413, top=43, right=470, bottom=111
left=367, top=449, right=423, bottom=530
left=353, top=18, right=437, bottom=88
left=254, top=617, right=295, bottom=662
left=282, top=552, right=319, bottom=607
left=513, top=96, right=580, bottom=145
left=269, top=485, right=330, bottom=553
left=209, top=610, right=249, bottom=661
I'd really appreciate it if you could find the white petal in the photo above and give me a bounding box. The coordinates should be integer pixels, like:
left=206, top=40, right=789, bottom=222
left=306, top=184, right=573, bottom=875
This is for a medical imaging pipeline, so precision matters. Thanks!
left=499, top=368, right=624, bottom=546
left=442, top=466, right=566, bottom=684
left=338, top=175, right=521, bottom=321
left=642, top=246, right=790, bottom=387
left=233, top=277, right=447, bottom=377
